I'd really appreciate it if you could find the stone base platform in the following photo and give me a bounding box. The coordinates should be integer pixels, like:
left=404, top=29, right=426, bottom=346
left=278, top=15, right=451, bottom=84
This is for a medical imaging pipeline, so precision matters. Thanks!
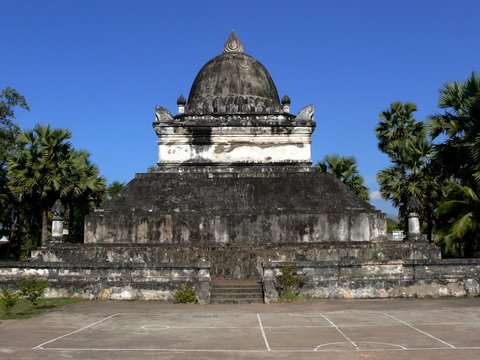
left=30, top=240, right=441, bottom=278
left=0, top=260, right=211, bottom=303
left=262, top=259, right=480, bottom=302
left=85, top=168, right=387, bottom=245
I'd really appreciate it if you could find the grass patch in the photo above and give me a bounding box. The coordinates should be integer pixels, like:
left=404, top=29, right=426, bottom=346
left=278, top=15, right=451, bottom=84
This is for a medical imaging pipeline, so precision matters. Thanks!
left=0, top=297, right=83, bottom=320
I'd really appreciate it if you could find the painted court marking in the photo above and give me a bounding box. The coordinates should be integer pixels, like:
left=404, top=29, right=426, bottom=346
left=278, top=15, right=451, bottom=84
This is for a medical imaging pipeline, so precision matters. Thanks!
left=34, top=313, right=121, bottom=350
left=319, top=313, right=359, bottom=351
left=141, top=324, right=170, bottom=330
left=32, top=311, right=479, bottom=353
left=256, top=313, right=271, bottom=351
left=314, top=341, right=407, bottom=351
left=382, top=312, right=456, bottom=349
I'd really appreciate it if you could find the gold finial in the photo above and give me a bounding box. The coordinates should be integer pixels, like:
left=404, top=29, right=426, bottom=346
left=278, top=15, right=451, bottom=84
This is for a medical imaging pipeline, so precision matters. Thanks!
left=223, top=30, right=244, bottom=53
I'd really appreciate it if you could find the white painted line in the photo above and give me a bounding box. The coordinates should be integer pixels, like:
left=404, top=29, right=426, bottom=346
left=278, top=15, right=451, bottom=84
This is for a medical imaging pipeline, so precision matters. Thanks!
left=382, top=313, right=456, bottom=349
left=256, top=314, right=271, bottom=352
left=141, top=325, right=170, bottom=330
left=314, top=341, right=353, bottom=350
left=319, top=314, right=359, bottom=351
left=357, top=341, right=407, bottom=350
left=33, top=313, right=121, bottom=349
left=34, top=346, right=480, bottom=353
left=315, top=341, right=407, bottom=351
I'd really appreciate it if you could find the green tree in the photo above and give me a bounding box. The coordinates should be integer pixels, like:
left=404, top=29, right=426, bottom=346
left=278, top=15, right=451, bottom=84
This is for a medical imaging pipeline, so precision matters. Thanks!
left=62, top=150, right=106, bottom=243
left=316, top=154, right=369, bottom=201
left=428, top=72, right=480, bottom=256
left=0, top=87, right=29, bottom=164
left=0, top=87, right=29, bottom=238
left=8, top=125, right=73, bottom=246
left=7, top=124, right=105, bottom=248
left=106, top=180, right=125, bottom=201
left=435, top=182, right=480, bottom=257
left=376, top=102, right=439, bottom=239
left=429, top=72, right=480, bottom=184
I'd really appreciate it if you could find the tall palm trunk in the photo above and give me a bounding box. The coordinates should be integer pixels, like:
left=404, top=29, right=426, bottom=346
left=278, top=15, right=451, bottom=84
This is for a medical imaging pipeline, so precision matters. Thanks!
left=41, top=209, right=49, bottom=247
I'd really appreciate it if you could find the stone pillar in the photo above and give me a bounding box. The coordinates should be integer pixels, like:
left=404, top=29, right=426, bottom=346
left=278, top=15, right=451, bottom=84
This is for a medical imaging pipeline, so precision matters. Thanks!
left=406, top=196, right=423, bottom=241
left=196, top=260, right=211, bottom=304
left=262, top=264, right=279, bottom=303
left=407, top=212, right=422, bottom=240
left=50, top=199, right=65, bottom=245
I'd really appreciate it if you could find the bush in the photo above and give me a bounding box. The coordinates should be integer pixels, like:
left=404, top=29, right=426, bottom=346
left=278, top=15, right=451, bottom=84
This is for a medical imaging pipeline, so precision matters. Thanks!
left=173, top=282, right=197, bottom=303
left=19, top=276, right=48, bottom=307
left=277, top=265, right=306, bottom=299
left=0, top=288, right=19, bottom=314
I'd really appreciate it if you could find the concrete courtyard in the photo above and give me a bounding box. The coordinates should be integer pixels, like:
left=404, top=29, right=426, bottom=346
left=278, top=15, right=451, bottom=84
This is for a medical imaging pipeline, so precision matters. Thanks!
left=1, top=298, right=480, bottom=359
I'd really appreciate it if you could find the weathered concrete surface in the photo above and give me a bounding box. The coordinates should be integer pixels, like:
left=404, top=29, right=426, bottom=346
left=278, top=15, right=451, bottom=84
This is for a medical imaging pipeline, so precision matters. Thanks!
left=263, top=259, right=480, bottom=303
left=1, top=299, right=480, bottom=360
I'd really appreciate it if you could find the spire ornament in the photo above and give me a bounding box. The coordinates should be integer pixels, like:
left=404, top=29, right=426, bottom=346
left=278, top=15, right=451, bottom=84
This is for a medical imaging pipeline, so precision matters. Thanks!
left=223, top=30, right=244, bottom=53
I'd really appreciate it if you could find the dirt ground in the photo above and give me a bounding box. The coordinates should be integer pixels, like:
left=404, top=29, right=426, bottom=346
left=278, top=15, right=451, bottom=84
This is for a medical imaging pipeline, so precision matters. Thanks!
left=1, top=298, right=480, bottom=359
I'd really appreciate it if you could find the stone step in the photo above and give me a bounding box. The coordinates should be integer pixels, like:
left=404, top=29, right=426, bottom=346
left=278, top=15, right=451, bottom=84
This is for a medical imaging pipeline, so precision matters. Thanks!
left=210, top=278, right=264, bottom=304
left=211, top=286, right=261, bottom=293
left=211, top=293, right=264, bottom=300
left=210, top=298, right=264, bottom=304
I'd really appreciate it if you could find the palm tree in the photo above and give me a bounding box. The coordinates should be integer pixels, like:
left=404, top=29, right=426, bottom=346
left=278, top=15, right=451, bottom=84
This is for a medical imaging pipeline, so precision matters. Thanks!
left=8, top=125, right=72, bottom=246
left=435, top=182, right=480, bottom=257
left=62, top=150, right=106, bottom=242
left=376, top=102, right=424, bottom=160
left=376, top=102, right=439, bottom=239
left=429, top=72, right=480, bottom=184
left=317, top=154, right=369, bottom=201
left=8, top=124, right=105, bottom=248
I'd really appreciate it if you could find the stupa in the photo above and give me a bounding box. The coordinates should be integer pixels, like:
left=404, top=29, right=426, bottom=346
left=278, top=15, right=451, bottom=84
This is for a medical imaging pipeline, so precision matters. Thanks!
left=12, top=32, right=467, bottom=303
left=82, top=31, right=389, bottom=277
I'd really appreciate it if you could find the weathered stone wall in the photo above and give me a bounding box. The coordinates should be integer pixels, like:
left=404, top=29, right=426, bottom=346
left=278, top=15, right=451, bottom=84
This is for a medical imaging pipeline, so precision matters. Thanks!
left=85, top=168, right=386, bottom=245
left=262, top=259, right=480, bottom=303
left=31, top=240, right=440, bottom=278
left=0, top=261, right=211, bottom=303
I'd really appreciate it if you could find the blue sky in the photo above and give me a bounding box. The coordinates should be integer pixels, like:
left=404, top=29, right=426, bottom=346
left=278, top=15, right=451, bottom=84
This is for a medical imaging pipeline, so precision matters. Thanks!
left=2, top=0, right=479, bottom=215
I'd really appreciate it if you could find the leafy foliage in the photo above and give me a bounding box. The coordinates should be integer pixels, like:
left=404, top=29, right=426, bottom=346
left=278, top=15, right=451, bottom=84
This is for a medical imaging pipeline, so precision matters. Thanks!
left=7, top=124, right=105, bottom=248
left=277, top=265, right=306, bottom=300
left=0, top=288, right=19, bottom=314
left=317, top=154, right=369, bottom=201
left=106, top=180, right=125, bottom=201
left=19, top=276, right=48, bottom=307
left=173, top=282, right=197, bottom=303
left=0, top=87, right=29, bottom=166
left=429, top=72, right=480, bottom=184
left=386, top=216, right=401, bottom=232
left=0, top=87, right=29, bottom=243
left=435, top=182, right=480, bottom=257
left=427, top=72, right=480, bottom=255
left=375, top=102, right=440, bottom=240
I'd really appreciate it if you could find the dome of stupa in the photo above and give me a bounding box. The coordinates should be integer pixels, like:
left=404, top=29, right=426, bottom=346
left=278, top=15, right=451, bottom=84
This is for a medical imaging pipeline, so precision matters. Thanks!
left=185, top=31, right=282, bottom=115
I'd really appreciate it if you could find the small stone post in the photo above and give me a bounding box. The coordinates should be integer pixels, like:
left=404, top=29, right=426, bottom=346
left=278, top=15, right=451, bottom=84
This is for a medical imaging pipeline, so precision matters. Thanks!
left=50, top=199, right=65, bottom=244
left=406, top=196, right=423, bottom=241
left=177, top=94, right=186, bottom=114
left=281, top=94, right=291, bottom=113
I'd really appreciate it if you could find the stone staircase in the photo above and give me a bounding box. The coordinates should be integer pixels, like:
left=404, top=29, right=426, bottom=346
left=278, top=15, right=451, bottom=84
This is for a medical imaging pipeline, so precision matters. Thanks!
left=210, top=278, right=264, bottom=304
